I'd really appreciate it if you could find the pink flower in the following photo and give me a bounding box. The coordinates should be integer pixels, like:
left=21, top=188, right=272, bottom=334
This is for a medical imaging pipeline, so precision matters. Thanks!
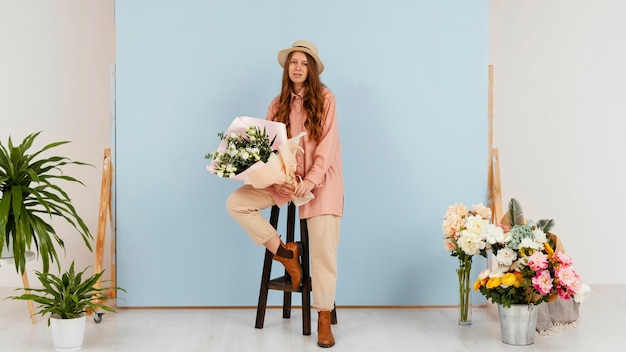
left=554, top=252, right=573, bottom=266
left=471, top=203, right=492, bottom=219
left=442, top=213, right=464, bottom=239
left=527, top=251, right=549, bottom=271
left=557, top=287, right=570, bottom=299
left=555, top=266, right=580, bottom=292
left=532, top=270, right=553, bottom=295
left=443, top=238, right=456, bottom=252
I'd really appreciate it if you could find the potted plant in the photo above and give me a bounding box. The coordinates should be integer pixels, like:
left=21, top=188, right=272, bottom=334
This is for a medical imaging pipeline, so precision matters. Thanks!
left=0, top=131, right=93, bottom=274
left=9, top=261, right=125, bottom=352
left=473, top=198, right=585, bottom=345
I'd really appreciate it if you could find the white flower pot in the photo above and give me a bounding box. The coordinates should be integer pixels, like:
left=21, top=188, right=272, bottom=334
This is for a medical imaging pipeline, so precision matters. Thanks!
left=49, top=314, right=86, bottom=352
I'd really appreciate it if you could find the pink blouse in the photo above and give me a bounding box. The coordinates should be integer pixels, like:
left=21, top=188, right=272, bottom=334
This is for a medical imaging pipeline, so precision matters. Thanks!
left=265, top=87, right=344, bottom=219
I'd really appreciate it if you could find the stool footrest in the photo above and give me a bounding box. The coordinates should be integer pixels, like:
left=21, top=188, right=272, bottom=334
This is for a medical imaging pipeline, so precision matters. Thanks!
left=268, top=275, right=300, bottom=292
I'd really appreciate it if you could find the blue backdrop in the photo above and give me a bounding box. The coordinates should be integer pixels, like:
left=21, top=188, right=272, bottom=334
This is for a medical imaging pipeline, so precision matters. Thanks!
left=115, top=0, right=489, bottom=306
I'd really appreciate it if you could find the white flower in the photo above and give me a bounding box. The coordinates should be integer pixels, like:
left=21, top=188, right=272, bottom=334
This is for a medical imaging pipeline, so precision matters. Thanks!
left=574, top=283, right=591, bottom=303
left=465, top=215, right=488, bottom=235
left=458, top=230, right=486, bottom=255
left=518, top=237, right=541, bottom=250
left=496, top=247, right=518, bottom=266
left=227, top=145, right=238, bottom=157
left=478, top=269, right=490, bottom=280
left=489, top=268, right=505, bottom=278
left=484, top=223, right=506, bottom=244
left=533, top=228, right=547, bottom=244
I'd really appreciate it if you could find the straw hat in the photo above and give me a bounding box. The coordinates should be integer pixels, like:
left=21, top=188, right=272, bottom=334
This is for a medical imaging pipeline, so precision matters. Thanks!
left=277, top=40, right=324, bottom=74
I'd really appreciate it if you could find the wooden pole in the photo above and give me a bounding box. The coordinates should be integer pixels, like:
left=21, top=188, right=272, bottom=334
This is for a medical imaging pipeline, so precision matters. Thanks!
left=488, top=65, right=494, bottom=151
left=487, top=65, right=502, bottom=223
left=21, top=270, right=36, bottom=323
left=90, top=148, right=112, bottom=312
left=490, top=149, right=502, bottom=223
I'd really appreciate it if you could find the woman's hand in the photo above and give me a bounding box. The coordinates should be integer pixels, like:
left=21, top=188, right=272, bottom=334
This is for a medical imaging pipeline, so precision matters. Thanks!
left=273, top=182, right=295, bottom=196
left=295, top=179, right=315, bottom=198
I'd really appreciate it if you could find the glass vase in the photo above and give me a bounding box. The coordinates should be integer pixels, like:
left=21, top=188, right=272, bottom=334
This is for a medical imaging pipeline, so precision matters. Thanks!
left=457, top=257, right=472, bottom=326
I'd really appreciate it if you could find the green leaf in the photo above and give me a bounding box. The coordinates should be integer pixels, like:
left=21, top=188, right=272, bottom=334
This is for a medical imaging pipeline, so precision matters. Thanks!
left=508, top=198, right=525, bottom=226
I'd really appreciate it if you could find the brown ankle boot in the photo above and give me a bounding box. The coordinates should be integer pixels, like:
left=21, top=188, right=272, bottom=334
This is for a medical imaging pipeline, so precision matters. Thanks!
left=317, top=310, right=335, bottom=348
left=273, top=242, right=301, bottom=289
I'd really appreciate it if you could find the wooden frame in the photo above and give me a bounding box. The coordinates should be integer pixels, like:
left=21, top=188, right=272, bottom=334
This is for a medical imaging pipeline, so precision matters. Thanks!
left=91, top=148, right=115, bottom=311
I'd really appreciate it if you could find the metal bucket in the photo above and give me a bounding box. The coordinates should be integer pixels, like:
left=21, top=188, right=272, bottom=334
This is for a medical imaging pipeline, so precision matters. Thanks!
left=497, top=304, right=539, bottom=345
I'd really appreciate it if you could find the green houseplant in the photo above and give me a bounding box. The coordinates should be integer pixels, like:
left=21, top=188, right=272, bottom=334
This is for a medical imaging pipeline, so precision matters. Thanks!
left=9, top=261, right=124, bottom=351
left=0, top=132, right=93, bottom=274
left=9, top=261, right=123, bottom=323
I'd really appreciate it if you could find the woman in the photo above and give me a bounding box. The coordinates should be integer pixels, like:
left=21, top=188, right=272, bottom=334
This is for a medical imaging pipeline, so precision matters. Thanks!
left=226, top=40, right=343, bottom=348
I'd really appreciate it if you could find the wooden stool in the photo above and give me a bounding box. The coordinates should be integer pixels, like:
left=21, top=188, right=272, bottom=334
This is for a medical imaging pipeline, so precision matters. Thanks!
left=255, top=203, right=336, bottom=336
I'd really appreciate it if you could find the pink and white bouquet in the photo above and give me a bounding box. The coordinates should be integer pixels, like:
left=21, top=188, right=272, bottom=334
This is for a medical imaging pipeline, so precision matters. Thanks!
left=442, top=202, right=496, bottom=261
left=206, top=116, right=314, bottom=206
left=473, top=199, right=585, bottom=308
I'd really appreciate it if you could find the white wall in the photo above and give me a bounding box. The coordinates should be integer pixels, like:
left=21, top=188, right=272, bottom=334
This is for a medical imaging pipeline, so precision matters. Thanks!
left=0, top=1, right=115, bottom=286
left=490, top=0, right=626, bottom=284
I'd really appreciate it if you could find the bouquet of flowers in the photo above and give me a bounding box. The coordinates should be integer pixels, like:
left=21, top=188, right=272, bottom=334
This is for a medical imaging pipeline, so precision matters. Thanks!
left=206, top=116, right=287, bottom=180
left=442, top=202, right=496, bottom=324
left=206, top=116, right=314, bottom=206
left=442, top=202, right=498, bottom=260
left=473, top=198, right=585, bottom=308
left=206, top=125, right=276, bottom=179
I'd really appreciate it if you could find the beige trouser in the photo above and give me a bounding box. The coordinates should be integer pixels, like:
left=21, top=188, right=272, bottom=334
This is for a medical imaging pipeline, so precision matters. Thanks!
left=226, top=185, right=340, bottom=311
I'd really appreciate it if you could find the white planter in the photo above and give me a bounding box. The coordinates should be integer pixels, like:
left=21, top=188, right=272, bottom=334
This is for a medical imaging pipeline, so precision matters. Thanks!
left=49, top=314, right=86, bottom=352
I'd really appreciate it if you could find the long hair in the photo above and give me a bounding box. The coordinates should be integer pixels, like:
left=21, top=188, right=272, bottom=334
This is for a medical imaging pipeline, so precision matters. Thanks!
left=272, top=51, right=325, bottom=143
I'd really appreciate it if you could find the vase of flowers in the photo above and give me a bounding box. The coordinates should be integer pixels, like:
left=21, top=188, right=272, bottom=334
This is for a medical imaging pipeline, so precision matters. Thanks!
left=442, top=202, right=495, bottom=325
left=473, top=198, right=585, bottom=345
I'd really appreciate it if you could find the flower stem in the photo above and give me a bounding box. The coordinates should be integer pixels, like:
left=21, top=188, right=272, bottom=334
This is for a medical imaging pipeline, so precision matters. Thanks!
left=457, top=258, right=472, bottom=325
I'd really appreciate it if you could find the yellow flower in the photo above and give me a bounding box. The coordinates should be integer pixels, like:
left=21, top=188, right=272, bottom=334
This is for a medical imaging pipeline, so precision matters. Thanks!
left=544, top=242, right=555, bottom=258
left=501, top=273, right=517, bottom=286
left=513, top=272, right=524, bottom=287
left=473, top=278, right=487, bottom=291
left=486, top=277, right=501, bottom=289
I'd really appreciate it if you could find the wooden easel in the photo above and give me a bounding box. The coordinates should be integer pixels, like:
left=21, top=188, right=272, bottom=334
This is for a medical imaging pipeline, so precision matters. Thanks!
left=21, top=268, right=37, bottom=323
left=90, top=148, right=116, bottom=312
left=487, top=65, right=503, bottom=223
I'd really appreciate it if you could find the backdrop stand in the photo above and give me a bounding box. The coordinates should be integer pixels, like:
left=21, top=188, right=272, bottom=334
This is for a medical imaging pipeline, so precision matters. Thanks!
left=89, top=148, right=115, bottom=314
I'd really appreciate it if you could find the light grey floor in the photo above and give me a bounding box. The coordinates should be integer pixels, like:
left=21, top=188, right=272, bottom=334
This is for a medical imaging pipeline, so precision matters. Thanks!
left=1, top=285, right=624, bottom=351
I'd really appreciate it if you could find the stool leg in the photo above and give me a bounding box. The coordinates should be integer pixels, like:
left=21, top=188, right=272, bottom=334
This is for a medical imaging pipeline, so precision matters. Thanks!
left=300, top=218, right=312, bottom=335
left=255, top=249, right=273, bottom=329
left=282, top=203, right=297, bottom=319
left=255, top=206, right=281, bottom=329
